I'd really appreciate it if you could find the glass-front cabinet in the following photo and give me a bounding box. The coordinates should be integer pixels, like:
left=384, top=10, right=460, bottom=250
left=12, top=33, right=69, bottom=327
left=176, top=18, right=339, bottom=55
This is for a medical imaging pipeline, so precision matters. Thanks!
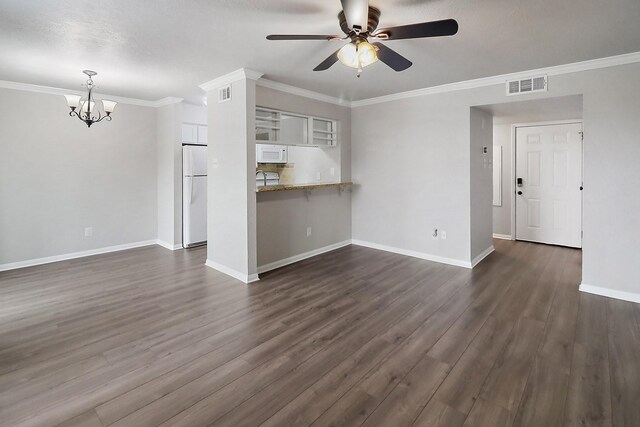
left=255, top=108, right=280, bottom=142
left=312, top=118, right=337, bottom=147
left=255, top=107, right=337, bottom=147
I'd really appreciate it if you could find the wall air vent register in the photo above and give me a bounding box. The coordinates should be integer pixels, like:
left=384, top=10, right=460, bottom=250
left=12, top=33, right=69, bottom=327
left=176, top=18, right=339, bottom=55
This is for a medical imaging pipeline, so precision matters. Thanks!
left=506, top=75, right=547, bottom=96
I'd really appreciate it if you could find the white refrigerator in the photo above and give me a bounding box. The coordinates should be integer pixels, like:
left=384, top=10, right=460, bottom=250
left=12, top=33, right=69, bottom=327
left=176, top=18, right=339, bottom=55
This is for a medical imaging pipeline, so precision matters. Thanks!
left=183, top=145, right=207, bottom=248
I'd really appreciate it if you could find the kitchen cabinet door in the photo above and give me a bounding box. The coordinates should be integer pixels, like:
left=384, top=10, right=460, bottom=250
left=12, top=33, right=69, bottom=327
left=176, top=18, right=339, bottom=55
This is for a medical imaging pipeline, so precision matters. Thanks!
left=182, top=124, right=197, bottom=144
left=197, top=125, right=208, bottom=144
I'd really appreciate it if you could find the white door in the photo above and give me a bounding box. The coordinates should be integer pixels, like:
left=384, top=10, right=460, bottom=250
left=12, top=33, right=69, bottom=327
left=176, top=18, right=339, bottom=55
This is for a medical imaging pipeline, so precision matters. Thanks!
left=515, top=123, right=583, bottom=248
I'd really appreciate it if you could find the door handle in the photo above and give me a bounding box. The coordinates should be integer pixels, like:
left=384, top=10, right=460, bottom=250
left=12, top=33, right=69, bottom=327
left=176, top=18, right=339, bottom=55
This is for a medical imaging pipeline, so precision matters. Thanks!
left=517, top=191, right=523, bottom=195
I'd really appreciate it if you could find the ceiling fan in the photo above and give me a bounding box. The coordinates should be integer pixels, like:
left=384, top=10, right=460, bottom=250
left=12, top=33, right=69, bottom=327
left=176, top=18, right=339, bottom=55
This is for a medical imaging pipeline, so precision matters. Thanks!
left=266, top=0, right=458, bottom=76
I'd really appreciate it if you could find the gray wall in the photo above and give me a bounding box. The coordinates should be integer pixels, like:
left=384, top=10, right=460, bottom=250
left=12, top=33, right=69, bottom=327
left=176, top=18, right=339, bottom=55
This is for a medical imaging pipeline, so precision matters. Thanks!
left=0, top=88, right=157, bottom=265
left=206, top=78, right=258, bottom=279
left=256, top=188, right=351, bottom=267
left=255, top=85, right=352, bottom=269
left=156, top=103, right=181, bottom=246
left=352, top=63, right=640, bottom=297
left=492, top=122, right=514, bottom=236
left=352, top=92, right=473, bottom=264
left=470, top=107, right=494, bottom=261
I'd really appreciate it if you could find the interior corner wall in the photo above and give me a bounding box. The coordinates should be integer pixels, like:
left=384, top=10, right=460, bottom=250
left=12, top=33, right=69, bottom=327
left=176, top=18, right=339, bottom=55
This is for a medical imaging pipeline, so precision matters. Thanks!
left=0, top=88, right=158, bottom=266
left=351, top=92, right=473, bottom=265
left=206, top=78, right=257, bottom=280
left=254, top=85, right=352, bottom=268
left=492, top=122, right=514, bottom=237
left=156, top=102, right=182, bottom=247
left=351, top=62, right=640, bottom=299
left=470, top=108, right=494, bottom=262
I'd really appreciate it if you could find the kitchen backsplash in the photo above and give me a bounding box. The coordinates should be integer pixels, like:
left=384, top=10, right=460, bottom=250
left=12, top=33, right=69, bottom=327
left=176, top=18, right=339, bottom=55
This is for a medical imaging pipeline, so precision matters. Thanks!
left=257, top=163, right=295, bottom=184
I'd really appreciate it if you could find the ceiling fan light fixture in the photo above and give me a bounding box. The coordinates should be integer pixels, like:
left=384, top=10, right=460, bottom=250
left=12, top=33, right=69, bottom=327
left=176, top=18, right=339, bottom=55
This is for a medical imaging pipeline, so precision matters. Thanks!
left=357, top=41, right=378, bottom=67
left=337, top=40, right=378, bottom=69
left=337, top=42, right=358, bottom=68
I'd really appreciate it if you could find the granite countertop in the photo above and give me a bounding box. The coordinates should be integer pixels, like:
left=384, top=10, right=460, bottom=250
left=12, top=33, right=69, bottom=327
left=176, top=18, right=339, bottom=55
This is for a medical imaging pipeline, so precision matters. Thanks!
left=256, top=182, right=353, bottom=193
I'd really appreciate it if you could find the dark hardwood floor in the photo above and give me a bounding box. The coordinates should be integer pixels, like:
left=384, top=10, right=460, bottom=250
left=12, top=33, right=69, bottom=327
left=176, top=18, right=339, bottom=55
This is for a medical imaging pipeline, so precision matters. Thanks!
left=1, top=239, right=638, bottom=426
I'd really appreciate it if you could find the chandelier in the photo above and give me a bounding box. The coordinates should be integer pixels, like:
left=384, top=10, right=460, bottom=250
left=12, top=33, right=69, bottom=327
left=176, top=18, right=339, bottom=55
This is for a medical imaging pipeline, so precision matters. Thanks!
left=64, top=70, right=117, bottom=128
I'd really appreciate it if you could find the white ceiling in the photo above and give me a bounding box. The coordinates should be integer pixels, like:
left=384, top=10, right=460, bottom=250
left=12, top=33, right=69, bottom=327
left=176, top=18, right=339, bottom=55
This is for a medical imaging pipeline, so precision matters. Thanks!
left=1, top=0, right=638, bottom=104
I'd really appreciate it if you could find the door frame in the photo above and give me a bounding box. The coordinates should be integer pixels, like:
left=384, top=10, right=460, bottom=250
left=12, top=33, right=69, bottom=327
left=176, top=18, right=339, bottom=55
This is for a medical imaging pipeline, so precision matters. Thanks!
left=509, top=119, right=584, bottom=241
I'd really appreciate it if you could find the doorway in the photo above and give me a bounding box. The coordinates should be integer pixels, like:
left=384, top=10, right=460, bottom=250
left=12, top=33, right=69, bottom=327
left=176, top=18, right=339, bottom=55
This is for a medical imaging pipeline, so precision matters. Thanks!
left=515, top=122, right=583, bottom=248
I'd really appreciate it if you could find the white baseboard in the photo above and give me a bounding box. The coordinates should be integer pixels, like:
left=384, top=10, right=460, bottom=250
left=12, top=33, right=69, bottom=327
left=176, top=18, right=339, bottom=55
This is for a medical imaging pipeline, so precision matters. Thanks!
left=579, top=284, right=640, bottom=304
left=471, top=246, right=495, bottom=268
left=493, top=233, right=513, bottom=240
left=257, top=240, right=352, bottom=274
left=205, top=259, right=260, bottom=284
left=351, top=239, right=472, bottom=269
left=156, top=240, right=183, bottom=251
left=0, top=240, right=158, bottom=272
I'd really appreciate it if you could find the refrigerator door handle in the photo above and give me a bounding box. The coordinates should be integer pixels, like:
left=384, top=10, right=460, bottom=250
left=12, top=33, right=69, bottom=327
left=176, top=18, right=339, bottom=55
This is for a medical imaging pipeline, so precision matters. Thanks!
left=186, top=177, right=193, bottom=205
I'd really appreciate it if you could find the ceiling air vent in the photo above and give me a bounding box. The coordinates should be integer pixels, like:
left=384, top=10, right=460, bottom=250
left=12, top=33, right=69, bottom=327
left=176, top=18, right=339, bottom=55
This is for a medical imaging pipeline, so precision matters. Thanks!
left=506, top=75, right=547, bottom=96
left=218, top=85, right=232, bottom=103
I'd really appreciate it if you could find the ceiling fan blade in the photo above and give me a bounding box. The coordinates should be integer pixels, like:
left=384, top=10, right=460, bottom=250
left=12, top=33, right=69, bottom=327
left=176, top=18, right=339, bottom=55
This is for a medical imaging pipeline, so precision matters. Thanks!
left=373, top=19, right=458, bottom=40
left=267, top=34, right=343, bottom=41
left=340, top=0, right=369, bottom=30
left=313, top=48, right=341, bottom=71
left=372, top=43, right=412, bottom=71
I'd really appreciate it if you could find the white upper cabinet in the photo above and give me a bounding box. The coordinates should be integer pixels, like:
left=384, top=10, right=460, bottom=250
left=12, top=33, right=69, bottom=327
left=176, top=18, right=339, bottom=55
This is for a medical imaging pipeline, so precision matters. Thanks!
left=182, top=123, right=207, bottom=145
left=255, top=107, right=337, bottom=148
left=197, top=125, right=208, bottom=144
left=182, top=124, right=197, bottom=144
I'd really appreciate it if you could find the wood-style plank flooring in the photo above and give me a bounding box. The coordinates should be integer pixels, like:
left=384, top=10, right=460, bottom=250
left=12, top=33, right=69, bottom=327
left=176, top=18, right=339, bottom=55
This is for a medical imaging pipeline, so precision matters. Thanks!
left=1, top=240, right=639, bottom=426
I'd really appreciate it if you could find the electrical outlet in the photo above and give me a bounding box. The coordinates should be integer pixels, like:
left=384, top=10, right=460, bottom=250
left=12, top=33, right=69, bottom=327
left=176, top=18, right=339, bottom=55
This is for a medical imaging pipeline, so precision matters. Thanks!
left=306, top=227, right=312, bottom=237
left=316, top=172, right=321, bottom=181
left=84, top=227, right=93, bottom=237
left=441, top=230, right=447, bottom=240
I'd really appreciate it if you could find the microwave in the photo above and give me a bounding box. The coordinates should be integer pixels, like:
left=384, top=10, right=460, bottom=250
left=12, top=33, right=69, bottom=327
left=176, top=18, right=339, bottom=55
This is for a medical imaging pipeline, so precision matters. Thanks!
left=256, top=144, right=288, bottom=164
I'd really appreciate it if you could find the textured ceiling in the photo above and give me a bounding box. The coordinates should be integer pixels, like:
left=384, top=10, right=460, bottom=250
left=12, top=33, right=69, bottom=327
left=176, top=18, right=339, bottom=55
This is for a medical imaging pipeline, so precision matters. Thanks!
left=0, top=0, right=639, bottom=104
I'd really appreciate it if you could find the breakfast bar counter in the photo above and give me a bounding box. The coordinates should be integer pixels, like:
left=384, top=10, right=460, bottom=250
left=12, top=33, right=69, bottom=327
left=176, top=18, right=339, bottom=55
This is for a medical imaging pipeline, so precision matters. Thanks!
left=256, top=182, right=353, bottom=193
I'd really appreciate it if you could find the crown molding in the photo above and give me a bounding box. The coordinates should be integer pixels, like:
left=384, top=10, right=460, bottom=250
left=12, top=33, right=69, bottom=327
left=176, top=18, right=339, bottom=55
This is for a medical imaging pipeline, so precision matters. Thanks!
left=199, top=68, right=264, bottom=92
left=351, top=51, right=640, bottom=107
left=256, top=78, right=352, bottom=107
left=0, top=79, right=182, bottom=108
left=152, top=97, right=184, bottom=107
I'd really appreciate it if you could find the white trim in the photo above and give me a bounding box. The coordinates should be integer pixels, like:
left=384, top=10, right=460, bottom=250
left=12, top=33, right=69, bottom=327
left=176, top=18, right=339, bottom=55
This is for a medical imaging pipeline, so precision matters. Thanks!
left=351, top=239, right=472, bottom=269
left=493, top=233, right=513, bottom=240
left=0, top=79, right=182, bottom=108
left=257, top=240, right=352, bottom=274
left=579, top=284, right=640, bottom=304
left=152, top=97, right=184, bottom=107
left=199, top=68, right=264, bottom=92
left=155, top=240, right=183, bottom=251
left=257, top=78, right=352, bottom=107
left=351, top=51, right=640, bottom=107
left=205, top=259, right=260, bottom=284
left=0, top=240, right=158, bottom=272
left=471, top=246, right=495, bottom=268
